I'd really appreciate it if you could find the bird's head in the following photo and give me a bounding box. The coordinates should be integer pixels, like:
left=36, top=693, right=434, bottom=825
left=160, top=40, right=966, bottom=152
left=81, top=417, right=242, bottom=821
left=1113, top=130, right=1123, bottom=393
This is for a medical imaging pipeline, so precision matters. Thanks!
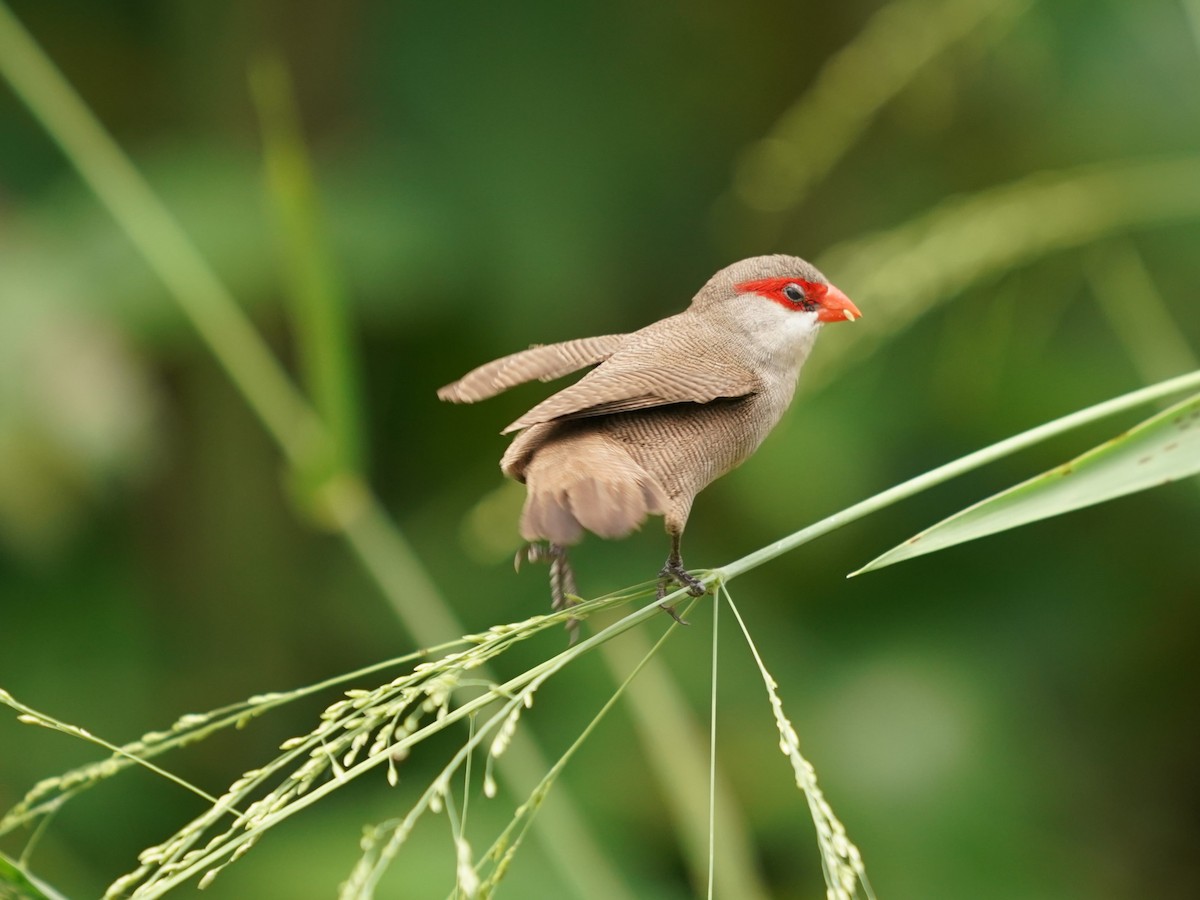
left=719, top=254, right=860, bottom=323
left=690, top=255, right=861, bottom=362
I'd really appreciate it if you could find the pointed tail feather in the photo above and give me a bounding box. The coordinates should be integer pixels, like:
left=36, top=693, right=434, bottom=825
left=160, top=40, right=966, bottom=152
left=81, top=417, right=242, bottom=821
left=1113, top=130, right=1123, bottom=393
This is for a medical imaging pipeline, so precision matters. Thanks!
left=518, top=437, right=668, bottom=544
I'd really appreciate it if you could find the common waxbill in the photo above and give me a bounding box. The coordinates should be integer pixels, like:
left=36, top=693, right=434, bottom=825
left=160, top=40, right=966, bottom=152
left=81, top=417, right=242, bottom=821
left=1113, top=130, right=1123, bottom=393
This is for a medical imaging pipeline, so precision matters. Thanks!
left=438, top=255, right=861, bottom=626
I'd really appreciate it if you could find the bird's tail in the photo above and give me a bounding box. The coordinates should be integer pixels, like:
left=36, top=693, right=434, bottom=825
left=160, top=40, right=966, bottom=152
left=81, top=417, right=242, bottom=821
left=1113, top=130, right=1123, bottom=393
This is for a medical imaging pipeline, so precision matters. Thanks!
left=518, top=435, right=668, bottom=545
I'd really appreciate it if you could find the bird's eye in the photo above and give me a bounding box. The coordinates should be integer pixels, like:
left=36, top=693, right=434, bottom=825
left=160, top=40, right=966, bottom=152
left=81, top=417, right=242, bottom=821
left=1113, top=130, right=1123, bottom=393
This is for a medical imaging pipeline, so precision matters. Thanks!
left=783, top=283, right=804, bottom=303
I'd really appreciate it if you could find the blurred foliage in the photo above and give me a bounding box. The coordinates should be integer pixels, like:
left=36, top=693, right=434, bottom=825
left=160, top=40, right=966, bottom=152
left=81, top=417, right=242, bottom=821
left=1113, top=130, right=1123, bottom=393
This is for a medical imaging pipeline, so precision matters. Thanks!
left=1, top=0, right=1198, bottom=898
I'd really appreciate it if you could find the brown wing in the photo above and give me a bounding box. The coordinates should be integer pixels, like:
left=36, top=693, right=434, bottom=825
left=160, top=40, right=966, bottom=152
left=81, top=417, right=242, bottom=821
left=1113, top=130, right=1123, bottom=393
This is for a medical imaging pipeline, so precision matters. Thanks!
left=501, top=353, right=759, bottom=434
left=437, top=334, right=627, bottom=404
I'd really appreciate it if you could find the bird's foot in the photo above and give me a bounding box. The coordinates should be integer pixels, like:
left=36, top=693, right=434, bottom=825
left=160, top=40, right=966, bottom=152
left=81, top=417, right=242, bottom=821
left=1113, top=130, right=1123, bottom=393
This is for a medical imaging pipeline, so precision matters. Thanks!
left=659, top=559, right=707, bottom=597
left=656, top=559, right=706, bottom=625
left=516, top=542, right=581, bottom=644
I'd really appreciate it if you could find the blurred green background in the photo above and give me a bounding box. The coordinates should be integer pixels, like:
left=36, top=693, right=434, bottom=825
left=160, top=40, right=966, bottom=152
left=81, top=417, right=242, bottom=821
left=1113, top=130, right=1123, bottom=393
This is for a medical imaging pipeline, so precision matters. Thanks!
left=2, top=0, right=1199, bottom=897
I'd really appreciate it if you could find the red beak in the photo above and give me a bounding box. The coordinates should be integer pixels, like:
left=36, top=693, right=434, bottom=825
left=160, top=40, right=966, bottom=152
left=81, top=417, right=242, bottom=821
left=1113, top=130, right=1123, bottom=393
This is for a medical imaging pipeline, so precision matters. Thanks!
left=818, top=284, right=862, bottom=323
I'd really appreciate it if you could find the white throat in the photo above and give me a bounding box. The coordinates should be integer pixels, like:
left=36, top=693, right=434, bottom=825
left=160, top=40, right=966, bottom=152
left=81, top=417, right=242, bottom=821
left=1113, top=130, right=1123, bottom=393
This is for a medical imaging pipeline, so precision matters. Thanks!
left=734, top=299, right=823, bottom=375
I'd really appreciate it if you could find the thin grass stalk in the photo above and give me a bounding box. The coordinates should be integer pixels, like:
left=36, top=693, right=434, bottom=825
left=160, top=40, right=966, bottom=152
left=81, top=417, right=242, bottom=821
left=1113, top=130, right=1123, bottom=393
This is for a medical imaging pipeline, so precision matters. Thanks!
left=0, top=647, right=453, bottom=836
left=454, top=714, right=477, bottom=898
left=594, top=627, right=772, bottom=900
left=17, top=809, right=56, bottom=869
left=721, top=368, right=1200, bottom=581
left=0, top=690, right=226, bottom=812
left=724, top=585, right=874, bottom=900
left=1086, top=242, right=1198, bottom=383
left=437, top=782, right=478, bottom=899
left=706, top=588, right=720, bottom=900
left=339, top=498, right=641, bottom=900
left=461, top=599, right=700, bottom=899
left=250, top=50, right=365, bottom=476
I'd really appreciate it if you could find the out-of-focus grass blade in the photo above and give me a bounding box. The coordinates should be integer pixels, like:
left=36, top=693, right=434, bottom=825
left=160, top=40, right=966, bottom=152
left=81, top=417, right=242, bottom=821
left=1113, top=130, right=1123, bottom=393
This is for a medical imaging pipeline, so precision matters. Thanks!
left=722, top=0, right=1028, bottom=241
left=853, top=392, right=1200, bottom=575
left=0, top=852, right=66, bottom=900
left=249, top=51, right=364, bottom=478
left=806, top=156, right=1200, bottom=390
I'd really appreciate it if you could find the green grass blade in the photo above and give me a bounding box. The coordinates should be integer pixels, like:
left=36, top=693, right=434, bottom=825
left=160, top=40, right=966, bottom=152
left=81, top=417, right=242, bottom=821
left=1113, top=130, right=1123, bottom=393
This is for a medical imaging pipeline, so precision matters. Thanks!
left=718, top=369, right=1200, bottom=582
left=1087, top=242, right=1199, bottom=383
left=250, top=51, right=365, bottom=477
left=808, top=156, right=1200, bottom=389
left=0, top=851, right=68, bottom=900
left=853, top=391, right=1200, bottom=575
left=721, top=0, right=1028, bottom=243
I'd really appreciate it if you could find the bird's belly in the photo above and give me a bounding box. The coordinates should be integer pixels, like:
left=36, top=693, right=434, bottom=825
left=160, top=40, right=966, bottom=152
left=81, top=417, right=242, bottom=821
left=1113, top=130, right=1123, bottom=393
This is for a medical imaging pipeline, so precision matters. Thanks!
left=595, top=396, right=773, bottom=501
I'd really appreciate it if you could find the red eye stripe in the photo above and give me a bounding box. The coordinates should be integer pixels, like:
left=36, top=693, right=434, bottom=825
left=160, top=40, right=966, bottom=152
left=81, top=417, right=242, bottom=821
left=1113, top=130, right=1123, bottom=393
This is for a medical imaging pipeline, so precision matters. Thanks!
left=734, top=276, right=827, bottom=310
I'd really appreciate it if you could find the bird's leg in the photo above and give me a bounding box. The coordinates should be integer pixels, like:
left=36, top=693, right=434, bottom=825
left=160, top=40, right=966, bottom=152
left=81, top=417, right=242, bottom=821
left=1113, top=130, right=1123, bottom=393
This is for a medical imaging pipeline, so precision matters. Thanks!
left=659, top=534, right=706, bottom=596
left=516, top=542, right=581, bottom=644
left=657, top=533, right=705, bottom=624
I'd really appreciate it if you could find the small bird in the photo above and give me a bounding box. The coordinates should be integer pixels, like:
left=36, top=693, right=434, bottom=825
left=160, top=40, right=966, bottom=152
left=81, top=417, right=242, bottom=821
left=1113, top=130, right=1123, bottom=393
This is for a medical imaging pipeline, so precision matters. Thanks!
left=438, top=255, right=861, bottom=630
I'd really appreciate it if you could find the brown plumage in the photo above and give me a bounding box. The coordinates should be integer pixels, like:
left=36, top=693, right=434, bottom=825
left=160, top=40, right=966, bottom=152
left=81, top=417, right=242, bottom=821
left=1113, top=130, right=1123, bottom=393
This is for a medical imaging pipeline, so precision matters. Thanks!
left=438, top=255, right=861, bottom=627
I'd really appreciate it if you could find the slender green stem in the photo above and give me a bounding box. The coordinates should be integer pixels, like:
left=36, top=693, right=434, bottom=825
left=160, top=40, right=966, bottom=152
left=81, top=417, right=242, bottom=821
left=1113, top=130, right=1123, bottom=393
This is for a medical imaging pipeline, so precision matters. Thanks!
left=250, top=51, right=364, bottom=474
left=716, top=369, right=1200, bottom=581
left=469, top=599, right=699, bottom=897
left=18, top=805, right=56, bottom=868
left=1087, top=243, right=1198, bottom=383
left=596, top=630, right=771, bottom=900
left=2, top=691, right=225, bottom=811
left=706, top=593, right=720, bottom=900
left=724, top=586, right=875, bottom=900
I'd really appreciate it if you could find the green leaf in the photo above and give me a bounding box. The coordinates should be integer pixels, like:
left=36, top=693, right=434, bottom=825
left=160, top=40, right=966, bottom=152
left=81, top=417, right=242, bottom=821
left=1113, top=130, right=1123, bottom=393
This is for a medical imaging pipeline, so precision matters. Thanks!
left=852, top=392, right=1200, bottom=575
left=0, top=852, right=67, bottom=900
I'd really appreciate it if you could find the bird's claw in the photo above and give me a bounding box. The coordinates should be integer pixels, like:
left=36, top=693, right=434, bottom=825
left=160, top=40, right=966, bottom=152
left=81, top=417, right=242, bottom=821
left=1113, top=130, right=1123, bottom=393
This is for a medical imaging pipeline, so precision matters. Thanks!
left=517, top=542, right=581, bottom=643
left=656, top=601, right=690, bottom=626
left=655, top=560, right=707, bottom=625
left=658, top=562, right=707, bottom=598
